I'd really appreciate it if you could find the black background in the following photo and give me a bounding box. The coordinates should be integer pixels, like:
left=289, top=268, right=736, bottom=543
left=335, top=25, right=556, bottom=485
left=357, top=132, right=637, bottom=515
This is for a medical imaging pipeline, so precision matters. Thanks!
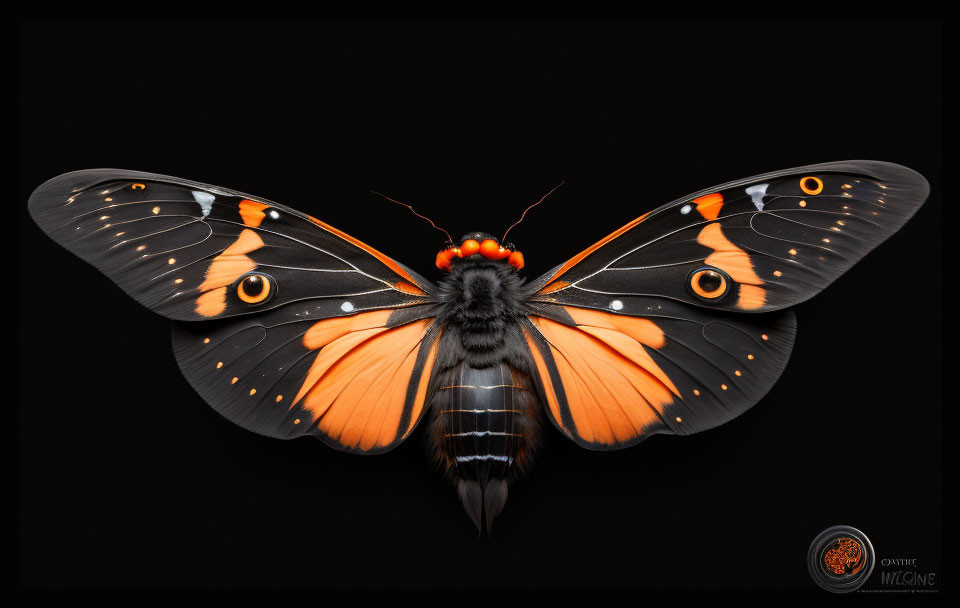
left=16, top=19, right=942, bottom=592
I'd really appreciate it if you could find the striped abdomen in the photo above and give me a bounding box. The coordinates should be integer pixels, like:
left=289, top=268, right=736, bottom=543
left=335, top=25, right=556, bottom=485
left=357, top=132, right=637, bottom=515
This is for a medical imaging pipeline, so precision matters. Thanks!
left=427, top=362, right=540, bottom=531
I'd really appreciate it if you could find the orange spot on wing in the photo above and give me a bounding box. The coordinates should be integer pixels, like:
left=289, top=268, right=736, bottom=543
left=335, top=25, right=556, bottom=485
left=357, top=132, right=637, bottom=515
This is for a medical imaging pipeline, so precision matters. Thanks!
left=239, top=200, right=269, bottom=227
left=693, top=192, right=724, bottom=220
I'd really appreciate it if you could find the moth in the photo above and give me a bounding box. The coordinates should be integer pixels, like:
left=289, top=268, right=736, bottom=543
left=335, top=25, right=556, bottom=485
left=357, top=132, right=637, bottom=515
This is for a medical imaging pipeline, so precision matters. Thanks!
left=29, top=161, right=928, bottom=533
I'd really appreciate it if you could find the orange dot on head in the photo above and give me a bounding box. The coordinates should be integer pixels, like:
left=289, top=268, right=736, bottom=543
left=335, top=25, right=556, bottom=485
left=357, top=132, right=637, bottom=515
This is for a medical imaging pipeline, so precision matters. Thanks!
left=460, top=239, right=481, bottom=256
left=479, top=239, right=502, bottom=259
left=508, top=251, right=524, bottom=269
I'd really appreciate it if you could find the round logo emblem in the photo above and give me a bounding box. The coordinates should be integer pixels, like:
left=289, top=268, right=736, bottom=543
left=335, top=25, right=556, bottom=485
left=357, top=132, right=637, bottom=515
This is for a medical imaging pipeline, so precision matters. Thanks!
left=808, top=525, right=875, bottom=593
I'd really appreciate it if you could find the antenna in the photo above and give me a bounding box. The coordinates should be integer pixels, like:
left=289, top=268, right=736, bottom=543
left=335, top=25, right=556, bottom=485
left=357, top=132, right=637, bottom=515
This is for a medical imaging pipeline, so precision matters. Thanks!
left=502, top=181, right=566, bottom=243
left=369, top=190, right=453, bottom=243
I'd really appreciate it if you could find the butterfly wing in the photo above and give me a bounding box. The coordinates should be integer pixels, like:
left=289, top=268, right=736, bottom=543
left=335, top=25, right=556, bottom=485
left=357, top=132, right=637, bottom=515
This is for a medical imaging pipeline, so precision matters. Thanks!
left=29, top=169, right=441, bottom=453
left=523, top=160, right=928, bottom=449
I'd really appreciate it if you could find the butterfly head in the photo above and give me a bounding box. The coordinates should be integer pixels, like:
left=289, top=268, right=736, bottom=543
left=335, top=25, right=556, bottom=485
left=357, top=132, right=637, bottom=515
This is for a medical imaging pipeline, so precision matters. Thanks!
left=435, top=231, right=524, bottom=272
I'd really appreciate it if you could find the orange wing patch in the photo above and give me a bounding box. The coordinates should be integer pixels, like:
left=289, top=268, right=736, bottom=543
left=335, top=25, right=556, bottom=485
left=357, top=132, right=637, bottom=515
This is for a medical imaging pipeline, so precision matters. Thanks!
left=529, top=308, right=679, bottom=446
left=239, top=200, right=269, bottom=227
left=294, top=312, right=438, bottom=451
left=693, top=192, right=724, bottom=220
left=195, top=229, right=265, bottom=317
left=696, top=223, right=766, bottom=310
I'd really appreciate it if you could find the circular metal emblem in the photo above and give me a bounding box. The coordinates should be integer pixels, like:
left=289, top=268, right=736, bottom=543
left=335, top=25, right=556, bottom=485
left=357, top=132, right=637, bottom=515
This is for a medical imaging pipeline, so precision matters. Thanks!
left=808, top=525, right=875, bottom=593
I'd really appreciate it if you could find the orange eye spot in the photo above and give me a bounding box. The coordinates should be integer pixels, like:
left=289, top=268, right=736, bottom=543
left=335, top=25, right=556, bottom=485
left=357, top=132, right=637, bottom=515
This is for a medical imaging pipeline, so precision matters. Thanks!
left=237, top=274, right=272, bottom=304
left=508, top=251, right=525, bottom=269
left=132, top=183, right=145, bottom=190
left=689, top=268, right=728, bottom=300
left=460, top=239, right=481, bottom=256
left=479, top=239, right=504, bottom=259
left=800, top=176, right=824, bottom=195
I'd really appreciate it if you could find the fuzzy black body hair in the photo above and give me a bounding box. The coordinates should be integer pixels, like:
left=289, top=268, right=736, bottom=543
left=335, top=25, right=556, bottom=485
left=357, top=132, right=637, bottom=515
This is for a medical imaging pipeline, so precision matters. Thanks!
left=426, top=257, right=543, bottom=533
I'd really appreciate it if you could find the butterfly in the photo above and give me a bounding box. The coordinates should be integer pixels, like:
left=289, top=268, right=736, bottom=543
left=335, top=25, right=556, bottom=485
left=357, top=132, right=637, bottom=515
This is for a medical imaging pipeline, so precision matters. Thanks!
left=28, top=161, right=928, bottom=533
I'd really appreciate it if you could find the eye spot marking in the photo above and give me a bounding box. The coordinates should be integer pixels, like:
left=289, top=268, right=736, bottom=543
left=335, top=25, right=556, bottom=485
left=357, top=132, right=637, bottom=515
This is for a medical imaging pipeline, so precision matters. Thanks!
left=152, top=207, right=160, bottom=214
left=231, top=377, right=238, bottom=384
left=216, top=361, right=223, bottom=369
left=168, top=258, right=176, bottom=264
left=238, top=274, right=273, bottom=304
left=249, top=389, right=257, bottom=396
left=340, top=301, right=355, bottom=312
left=800, top=176, right=823, bottom=195
left=610, top=300, right=624, bottom=310
left=688, top=268, right=729, bottom=301
left=798, top=200, right=807, bottom=207
left=680, top=204, right=692, bottom=215
left=275, top=395, right=283, bottom=403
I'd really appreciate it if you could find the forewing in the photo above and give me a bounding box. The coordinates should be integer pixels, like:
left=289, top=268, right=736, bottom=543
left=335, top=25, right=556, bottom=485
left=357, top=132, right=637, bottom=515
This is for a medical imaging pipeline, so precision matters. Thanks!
left=28, top=169, right=435, bottom=321
left=532, top=161, right=928, bottom=313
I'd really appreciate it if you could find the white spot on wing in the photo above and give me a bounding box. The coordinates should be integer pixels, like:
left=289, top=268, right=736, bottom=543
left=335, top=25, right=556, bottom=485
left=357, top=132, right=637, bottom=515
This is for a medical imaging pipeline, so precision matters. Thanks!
left=340, top=301, right=355, bottom=312
left=610, top=300, right=624, bottom=311
left=268, top=210, right=280, bottom=220
left=680, top=204, right=692, bottom=215
left=191, top=191, right=215, bottom=217
left=745, top=183, right=769, bottom=211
